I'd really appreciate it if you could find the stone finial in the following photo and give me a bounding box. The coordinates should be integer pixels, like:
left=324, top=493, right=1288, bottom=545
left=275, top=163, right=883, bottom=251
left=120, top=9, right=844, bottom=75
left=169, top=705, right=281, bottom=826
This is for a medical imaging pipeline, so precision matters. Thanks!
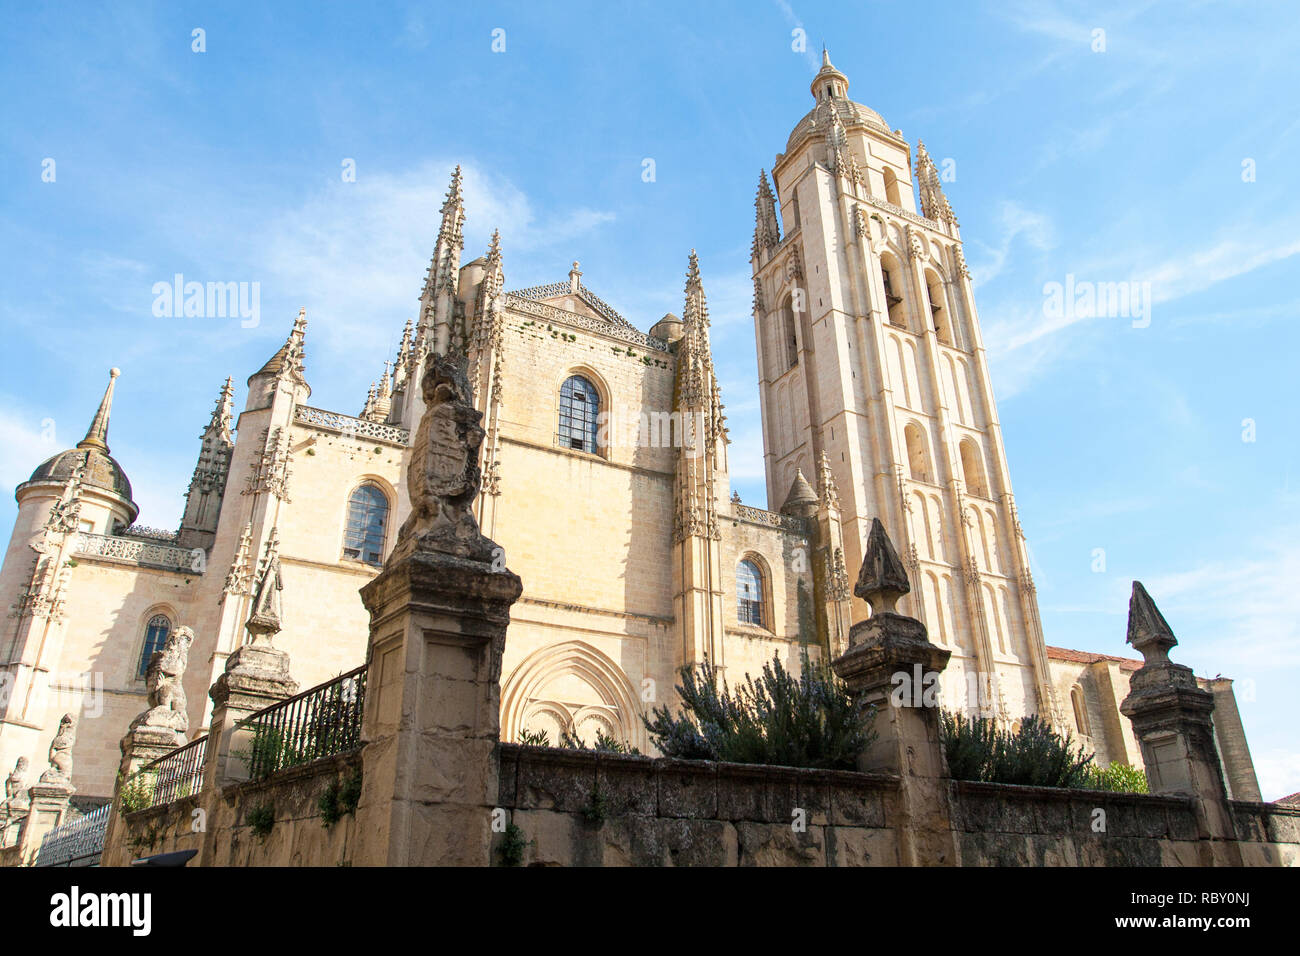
left=132, top=625, right=194, bottom=734
left=1126, top=581, right=1178, bottom=665
left=38, top=714, right=77, bottom=785
left=855, top=517, right=911, bottom=614
left=245, top=548, right=283, bottom=644
left=569, top=260, right=582, bottom=293
left=393, top=353, right=495, bottom=563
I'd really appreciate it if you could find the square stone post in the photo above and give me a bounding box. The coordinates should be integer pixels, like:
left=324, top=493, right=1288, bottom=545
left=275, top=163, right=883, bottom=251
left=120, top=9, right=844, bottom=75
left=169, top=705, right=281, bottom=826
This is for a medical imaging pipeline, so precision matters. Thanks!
left=1120, top=582, right=1242, bottom=865
left=353, top=354, right=522, bottom=867
left=831, top=519, right=957, bottom=866
left=15, top=781, right=73, bottom=864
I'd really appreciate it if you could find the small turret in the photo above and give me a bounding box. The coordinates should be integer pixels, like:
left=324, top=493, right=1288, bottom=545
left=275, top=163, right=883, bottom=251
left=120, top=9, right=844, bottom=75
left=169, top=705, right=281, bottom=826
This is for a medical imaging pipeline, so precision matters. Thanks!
left=178, top=377, right=236, bottom=551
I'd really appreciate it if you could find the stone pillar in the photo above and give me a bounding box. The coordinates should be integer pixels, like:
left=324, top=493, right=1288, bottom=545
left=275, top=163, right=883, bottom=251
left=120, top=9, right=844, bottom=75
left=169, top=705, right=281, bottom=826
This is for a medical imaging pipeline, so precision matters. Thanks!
left=831, top=518, right=956, bottom=866
left=354, top=353, right=522, bottom=867
left=1120, top=582, right=1242, bottom=865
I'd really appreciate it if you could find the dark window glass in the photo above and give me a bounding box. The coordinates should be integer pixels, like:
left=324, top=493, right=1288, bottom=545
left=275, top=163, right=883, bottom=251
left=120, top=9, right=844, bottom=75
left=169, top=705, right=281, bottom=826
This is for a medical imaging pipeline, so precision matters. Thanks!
left=558, top=375, right=600, bottom=454
left=737, top=560, right=764, bottom=627
left=138, top=614, right=171, bottom=677
left=343, top=484, right=389, bottom=565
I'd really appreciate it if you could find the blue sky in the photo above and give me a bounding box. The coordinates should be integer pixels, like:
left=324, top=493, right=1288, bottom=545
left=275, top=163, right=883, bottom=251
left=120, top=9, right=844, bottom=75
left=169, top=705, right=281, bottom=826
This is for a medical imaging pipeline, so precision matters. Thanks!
left=1, top=1, right=1297, bottom=799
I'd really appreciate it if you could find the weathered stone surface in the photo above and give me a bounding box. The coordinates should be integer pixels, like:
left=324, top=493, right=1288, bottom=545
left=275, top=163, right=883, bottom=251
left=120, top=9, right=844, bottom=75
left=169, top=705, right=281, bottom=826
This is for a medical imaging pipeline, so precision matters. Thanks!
left=656, top=759, right=717, bottom=819
left=515, top=748, right=597, bottom=813
left=827, top=824, right=898, bottom=866
left=828, top=773, right=888, bottom=828
left=736, top=820, right=824, bottom=866
left=716, top=763, right=768, bottom=822
left=596, top=752, right=658, bottom=818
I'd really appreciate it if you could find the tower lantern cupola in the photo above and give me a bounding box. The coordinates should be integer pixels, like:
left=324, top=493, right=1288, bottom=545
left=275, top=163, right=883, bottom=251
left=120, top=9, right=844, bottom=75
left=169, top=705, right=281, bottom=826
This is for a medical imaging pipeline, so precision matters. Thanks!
left=811, top=48, right=849, bottom=103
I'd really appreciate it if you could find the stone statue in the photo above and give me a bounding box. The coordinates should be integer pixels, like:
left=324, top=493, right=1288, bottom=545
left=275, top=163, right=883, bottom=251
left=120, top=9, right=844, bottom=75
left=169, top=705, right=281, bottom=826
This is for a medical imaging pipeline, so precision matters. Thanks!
left=133, top=625, right=194, bottom=733
left=395, top=354, right=494, bottom=562
left=4, top=757, right=27, bottom=804
left=39, top=713, right=77, bottom=785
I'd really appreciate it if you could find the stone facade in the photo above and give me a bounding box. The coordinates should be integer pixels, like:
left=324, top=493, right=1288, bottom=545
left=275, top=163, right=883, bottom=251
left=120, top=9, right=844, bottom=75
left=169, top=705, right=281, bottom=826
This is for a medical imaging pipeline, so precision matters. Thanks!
left=0, top=52, right=1261, bottom=811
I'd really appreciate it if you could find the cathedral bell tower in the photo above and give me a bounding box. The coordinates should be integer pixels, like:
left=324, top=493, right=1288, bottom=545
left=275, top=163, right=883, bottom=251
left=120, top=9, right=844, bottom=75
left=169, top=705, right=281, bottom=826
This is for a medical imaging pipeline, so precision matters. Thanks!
left=750, top=51, right=1061, bottom=726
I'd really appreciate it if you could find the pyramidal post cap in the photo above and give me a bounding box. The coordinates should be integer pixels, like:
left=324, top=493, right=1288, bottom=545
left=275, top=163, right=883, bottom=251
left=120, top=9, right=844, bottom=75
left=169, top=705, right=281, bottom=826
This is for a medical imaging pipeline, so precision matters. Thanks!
left=1126, top=580, right=1178, bottom=665
left=855, top=517, right=910, bottom=613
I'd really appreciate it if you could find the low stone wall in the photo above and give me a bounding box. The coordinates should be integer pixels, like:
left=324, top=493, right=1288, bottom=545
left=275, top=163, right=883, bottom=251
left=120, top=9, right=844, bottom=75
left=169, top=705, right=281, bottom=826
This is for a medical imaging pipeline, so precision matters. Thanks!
left=494, top=744, right=904, bottom=866
left=491, top=746, right=1300, bottom=867
left=1230, top=800, right=1300, bottom=866
left=951, top=780, right=1205, bottom=866
left=101, top=751, right=362, bottom=867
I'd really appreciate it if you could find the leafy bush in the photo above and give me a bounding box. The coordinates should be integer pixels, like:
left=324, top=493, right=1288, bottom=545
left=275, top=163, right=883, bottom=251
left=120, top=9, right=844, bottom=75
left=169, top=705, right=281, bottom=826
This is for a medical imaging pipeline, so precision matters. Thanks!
left=517, top=727, right=640, bottom=754
left=1082, top=761, right=1149, bottom=793
left=119, top=770, right=157, bottom=814
left=940, top=711, right=1094, bottom=788
left=246, top=801, right=275, bottom=839
left=643, top=652, right=874, bottom=770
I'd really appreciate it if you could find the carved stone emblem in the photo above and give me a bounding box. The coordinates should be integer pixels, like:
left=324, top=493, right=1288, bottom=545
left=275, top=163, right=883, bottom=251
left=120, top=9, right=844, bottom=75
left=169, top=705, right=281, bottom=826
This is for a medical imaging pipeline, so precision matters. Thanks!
left=395, top=354, right=494, bottom=562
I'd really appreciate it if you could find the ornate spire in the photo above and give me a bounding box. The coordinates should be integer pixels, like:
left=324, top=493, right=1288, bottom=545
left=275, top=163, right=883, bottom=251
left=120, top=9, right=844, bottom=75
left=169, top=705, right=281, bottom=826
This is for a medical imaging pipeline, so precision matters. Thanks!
left=1126, top=581, right=1178, bottom=665
left=780, top=468, right=818, bottom=517
left=251, top=309, right=309, bottom=389
left=827, top=106, right=865, bottom=190
left=915, top=140, right=956, bottom=226
left=855, top=518, right=911, bottom=614
left=422, top=165, right=466, bottom=300
left=752, top=170, right=780, bottom=257
left=179, top=376, right=236, bottom=548
left=678, top=250, right=714, bottom=412
left=77, top=368, right=120, bottom=453
left=810, top=46, right=850, bottom=103
left=817, top=450, right=840, bottom=511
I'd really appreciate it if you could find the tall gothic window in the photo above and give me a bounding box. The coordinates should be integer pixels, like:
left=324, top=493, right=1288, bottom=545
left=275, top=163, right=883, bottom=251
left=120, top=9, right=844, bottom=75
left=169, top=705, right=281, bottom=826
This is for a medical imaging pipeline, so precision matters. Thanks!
left=343, top=483, right=389, bottom=566
left=1071, top=686, right=1091, bottom=737
left=137, top=614, right=171, bottom=677
left=558, top=375, right=600, bottom=454
left=737, top=559, right=765, bottom=627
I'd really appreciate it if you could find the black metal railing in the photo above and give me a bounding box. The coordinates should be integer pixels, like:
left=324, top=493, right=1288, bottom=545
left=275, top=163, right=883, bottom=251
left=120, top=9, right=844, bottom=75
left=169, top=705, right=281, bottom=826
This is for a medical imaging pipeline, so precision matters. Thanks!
left=32, top=803, right=111, bottom=867
left=236, top=666, right=367, bottom=781
left=121, top=735, right=208, bottom=813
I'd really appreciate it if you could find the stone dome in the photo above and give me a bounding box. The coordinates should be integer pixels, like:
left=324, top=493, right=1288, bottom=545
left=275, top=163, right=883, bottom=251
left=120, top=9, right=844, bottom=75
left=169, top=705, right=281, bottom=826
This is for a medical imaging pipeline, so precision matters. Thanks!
left=20, top=368, right=137, bottom=513
left=26, top=447, right=134, bottom=502
left=785, top=49, right=894, bottom=155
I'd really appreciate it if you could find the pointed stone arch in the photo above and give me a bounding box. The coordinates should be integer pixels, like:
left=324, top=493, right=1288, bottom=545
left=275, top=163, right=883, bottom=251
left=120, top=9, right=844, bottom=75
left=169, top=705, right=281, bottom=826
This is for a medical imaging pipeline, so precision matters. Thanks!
left=501, top=640, right=644, bottom=750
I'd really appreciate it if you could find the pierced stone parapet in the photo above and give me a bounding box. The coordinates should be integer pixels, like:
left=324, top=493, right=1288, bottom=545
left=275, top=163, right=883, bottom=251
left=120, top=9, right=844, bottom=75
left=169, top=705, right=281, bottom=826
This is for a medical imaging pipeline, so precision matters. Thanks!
left=75, top=533, right=203, bottom=573
left=294, top=405, right=411, bottom=446
left=733, top=504, right=811, bottom=536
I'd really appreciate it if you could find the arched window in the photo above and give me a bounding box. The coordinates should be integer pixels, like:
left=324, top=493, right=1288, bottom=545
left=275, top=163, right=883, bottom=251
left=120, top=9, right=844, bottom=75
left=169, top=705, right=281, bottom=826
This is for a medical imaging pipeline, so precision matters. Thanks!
left=737, top=559, right=765, bottom=627
left=558, top=375, right=600, bottom=454
left=904, top=422, right=932, bottom=483
left=1072, top=686, right=1091, bottom=737
left=926, top=271, right=953, bottom=345
left=883, top=167, right=903, bottom=206
left=138, top=614, right=171, bottom=677
left=881, top=258, right=907, bottom=329
left=960, top=439, right=989, bottom=498
left=343, top=483, right=389, bottom=565
left=779, top=299, right=799, bottom=370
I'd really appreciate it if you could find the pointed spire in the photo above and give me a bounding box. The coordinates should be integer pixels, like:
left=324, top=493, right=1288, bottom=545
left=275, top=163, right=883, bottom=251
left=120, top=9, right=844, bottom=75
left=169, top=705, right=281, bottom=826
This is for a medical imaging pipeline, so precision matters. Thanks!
left=810, top=46, right=850, bottom=103
left=251, top=310, right=308, bottom=387
left=679, top=250, right=714, bottom=410
left=752, top=170, right=780, bottom=256
left=855, top=518, right=911, bottom=614
left=915, top=140, right=956, bottom=226
left=781, top=468, right=818, bottom=517
left=78, top=368, right=120, bottom=453
left=817, top=450, right=840, bottom=511
left=422, top=165, right=466, bottom=300
left=1127, top=581, right=1178, bottom=665
left=486, top=229, right=502, bottom=267
left=209, top=377, right=235, bottom=437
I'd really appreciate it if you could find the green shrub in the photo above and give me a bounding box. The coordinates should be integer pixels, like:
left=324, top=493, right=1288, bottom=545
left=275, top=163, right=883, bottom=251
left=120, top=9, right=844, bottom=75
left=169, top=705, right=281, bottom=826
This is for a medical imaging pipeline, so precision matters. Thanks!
left=517, top=727, right=640, bottom=753
left=940, top=711, right=1094, bottom=788
left=118, top=770, right=157, bottom=814
left=339, top=767, right=363, bottom=813
left=500, top=822, right=527, bottom=867
left=643, top=652, right=874, bottom=770
left=1083, top=761, right=1149, bottom=793
left=246, top=801, right=275, bottom=839
left=319, top=780, right=342, bottom=827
